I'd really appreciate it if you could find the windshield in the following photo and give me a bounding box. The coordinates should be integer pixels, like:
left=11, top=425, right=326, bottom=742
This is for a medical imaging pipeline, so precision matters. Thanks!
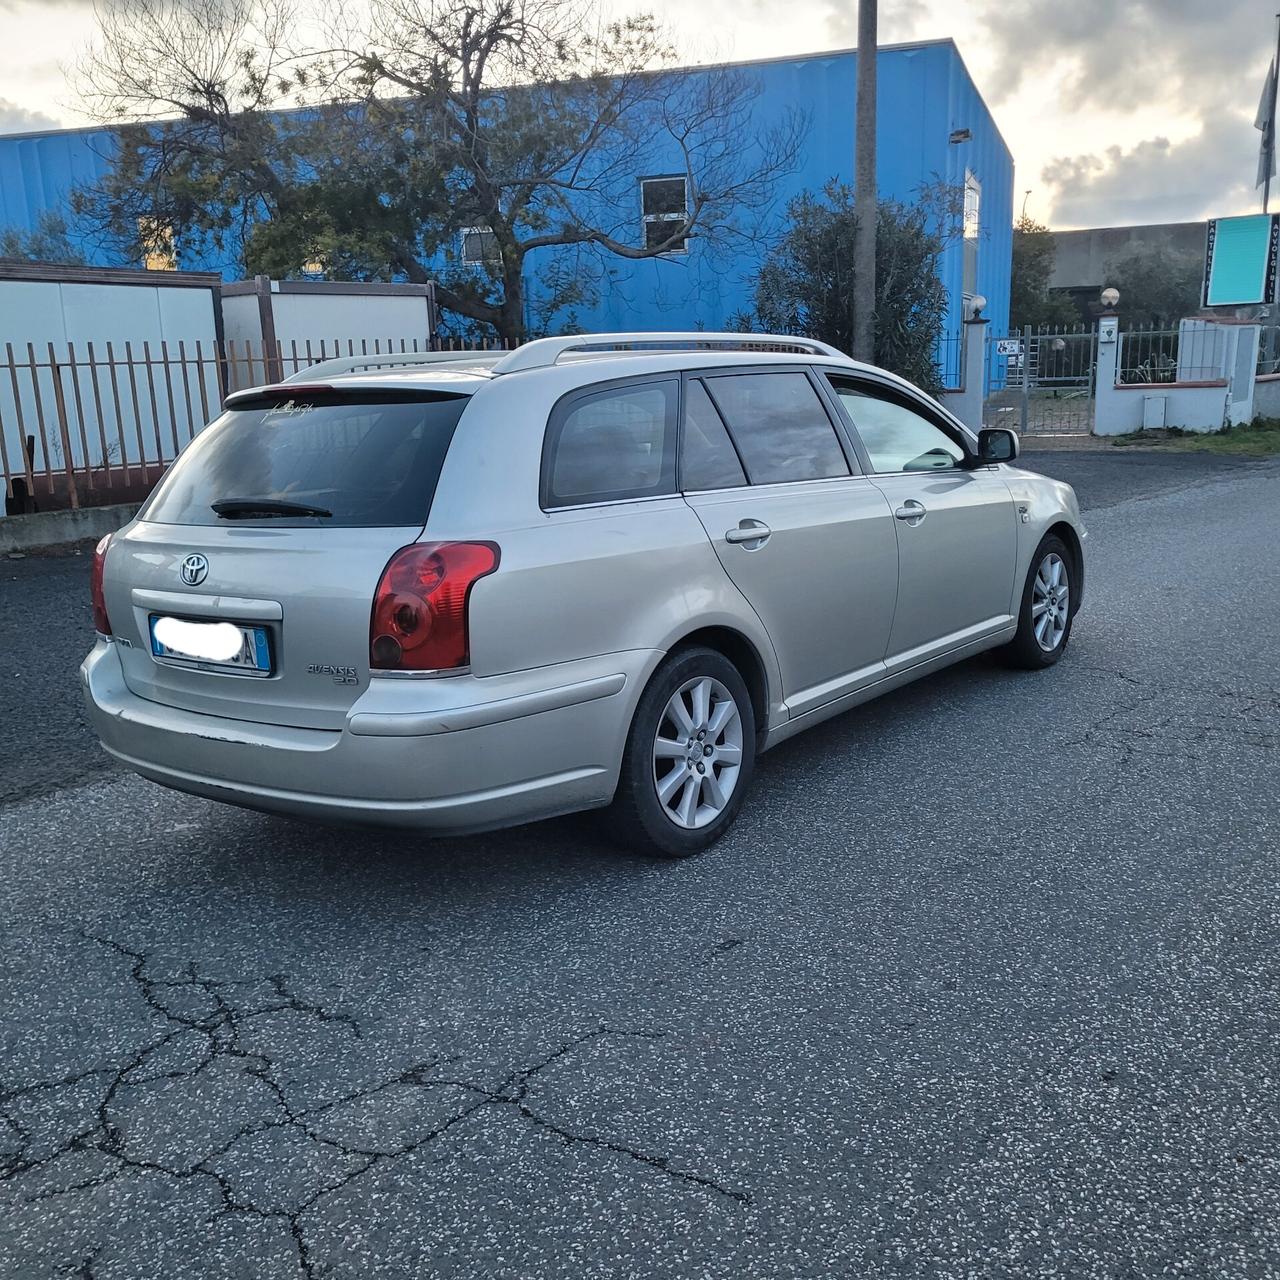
left=141, top=390, right=471, bottom=528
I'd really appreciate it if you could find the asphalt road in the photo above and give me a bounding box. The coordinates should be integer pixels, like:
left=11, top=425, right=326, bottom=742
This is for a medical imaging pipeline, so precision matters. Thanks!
left=2, top=447, right=1279, bottom=1278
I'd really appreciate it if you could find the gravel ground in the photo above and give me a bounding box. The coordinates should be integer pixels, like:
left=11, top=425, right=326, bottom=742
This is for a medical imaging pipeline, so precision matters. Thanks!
left=2, top=449, right=1279, bottom=1279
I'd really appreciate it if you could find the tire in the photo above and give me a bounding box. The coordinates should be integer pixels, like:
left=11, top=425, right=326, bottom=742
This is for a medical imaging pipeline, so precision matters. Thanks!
left=608, top=646, right=757, bottom=858
left=1000, top=534, right=1076, bottom=670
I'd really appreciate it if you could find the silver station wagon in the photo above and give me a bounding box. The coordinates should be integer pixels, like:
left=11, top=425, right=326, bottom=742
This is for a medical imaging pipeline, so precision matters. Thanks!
left=83, top=332, right=1086, bottom=857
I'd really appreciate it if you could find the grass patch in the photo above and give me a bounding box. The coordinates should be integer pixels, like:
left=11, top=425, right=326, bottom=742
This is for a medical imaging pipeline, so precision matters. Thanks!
left=1110, top=419, right=1280, bottom=455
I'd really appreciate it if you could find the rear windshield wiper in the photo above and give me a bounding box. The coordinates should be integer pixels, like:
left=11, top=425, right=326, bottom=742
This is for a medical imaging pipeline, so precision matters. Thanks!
left=211, top=498, right=333, bottom=520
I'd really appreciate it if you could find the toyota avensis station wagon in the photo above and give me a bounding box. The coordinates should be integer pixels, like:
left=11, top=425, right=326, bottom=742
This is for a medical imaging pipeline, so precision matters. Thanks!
left=82, top=332, right=1086, bottom=857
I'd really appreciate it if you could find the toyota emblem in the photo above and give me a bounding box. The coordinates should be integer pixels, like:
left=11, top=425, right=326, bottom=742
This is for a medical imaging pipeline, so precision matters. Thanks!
left=180, top=553, right=209, bottom=586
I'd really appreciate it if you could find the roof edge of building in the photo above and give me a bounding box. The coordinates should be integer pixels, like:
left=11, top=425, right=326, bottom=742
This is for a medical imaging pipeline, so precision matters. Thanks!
left=938, top=43, right=1012, bottom=164
left=0, top=38, right=967, bottom=145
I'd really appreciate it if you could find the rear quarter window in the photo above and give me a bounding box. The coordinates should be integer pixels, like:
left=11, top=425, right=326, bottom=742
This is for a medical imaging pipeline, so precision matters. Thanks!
left=141, top=391, right=470, bottom=528
left=542, top=380, right=678, bottom=508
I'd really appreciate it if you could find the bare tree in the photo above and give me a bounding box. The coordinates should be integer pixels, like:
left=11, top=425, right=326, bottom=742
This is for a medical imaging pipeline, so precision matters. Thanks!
left=74, top=0, right=807, bottom=344
left=74, top=0, right=304, bottom=264
left=327, top=0, right=807, bottom=342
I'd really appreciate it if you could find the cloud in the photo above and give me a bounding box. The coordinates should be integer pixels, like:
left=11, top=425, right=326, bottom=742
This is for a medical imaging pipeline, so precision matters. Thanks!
left=826, top=0, right=930, bottom=49
left=0, top=97, right=61, bottom=134
left=1040, top=112, right=1262, bottom=227
left=973, top=0, right=1269, bottom=111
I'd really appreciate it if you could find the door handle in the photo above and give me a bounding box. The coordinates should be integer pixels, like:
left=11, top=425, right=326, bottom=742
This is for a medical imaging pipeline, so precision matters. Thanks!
left=724, top=519, right=772, bottom=547
left=894, top=500, right=927, bottom=525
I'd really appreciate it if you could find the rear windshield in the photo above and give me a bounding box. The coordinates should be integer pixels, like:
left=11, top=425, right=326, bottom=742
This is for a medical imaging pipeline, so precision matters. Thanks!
left=141, top=390, right=470, bottom=528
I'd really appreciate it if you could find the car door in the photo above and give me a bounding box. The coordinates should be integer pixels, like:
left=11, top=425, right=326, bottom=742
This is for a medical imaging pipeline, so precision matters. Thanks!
left=679, top=368, right=899, bottom=718
left=824, top=374, right=1018, bottom=668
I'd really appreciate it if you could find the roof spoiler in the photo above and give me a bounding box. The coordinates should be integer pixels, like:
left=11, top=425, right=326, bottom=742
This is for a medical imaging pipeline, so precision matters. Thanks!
left=279, top=350, right=501, bottom=383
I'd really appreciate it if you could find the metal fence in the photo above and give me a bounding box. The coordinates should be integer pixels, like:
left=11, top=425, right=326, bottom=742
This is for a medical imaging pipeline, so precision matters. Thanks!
left=1258, top=326, right=1280, bottom=377
left=1, top=336, right=494, bottom=513
left=982, top=325, right=1097, bottom=435
left=933, top=331, right=964, bottom=391
left=1117, top=325, right=1226, bottom=385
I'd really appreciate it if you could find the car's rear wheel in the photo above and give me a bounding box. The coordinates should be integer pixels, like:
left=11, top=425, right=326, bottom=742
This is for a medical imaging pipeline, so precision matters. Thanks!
left=1001, top=534, right=1075, bottom=669
left=609, top=646, right=757, bottom=857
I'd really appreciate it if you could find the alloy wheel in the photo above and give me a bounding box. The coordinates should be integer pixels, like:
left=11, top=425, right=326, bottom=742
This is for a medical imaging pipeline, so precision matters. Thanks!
left=651, top=676, right=744, bottom=829
left=1032, top=552, right=1069, bottom=652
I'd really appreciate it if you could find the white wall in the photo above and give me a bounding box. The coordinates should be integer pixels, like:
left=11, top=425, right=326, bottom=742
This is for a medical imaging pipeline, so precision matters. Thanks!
left=0, top=276, right=218, bottom=355
left=1254, top=376, right=1280, bottom=420
left=222, top=281, right=435, bottom=360
left=1092, top=319, right=1258, bottom=436
left=1095, top=383, right=1231, bottom=435
left=270, top=291, right=433, bottom=354
left=220, top=292, right=262, bottom=351
left=0, top=274, right=220, bottom=478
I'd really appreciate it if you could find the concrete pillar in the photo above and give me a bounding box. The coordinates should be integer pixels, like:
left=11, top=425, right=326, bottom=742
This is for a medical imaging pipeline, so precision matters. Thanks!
left=1092, top=312, right=1122, bottom=435
left=947, top=317, right=988, bottom=432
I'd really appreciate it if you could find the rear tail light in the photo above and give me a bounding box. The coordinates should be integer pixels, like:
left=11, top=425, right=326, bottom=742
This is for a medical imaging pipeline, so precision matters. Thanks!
left=370, top=542, right=499, bottom=673
left=90, top=534, right=112, bottom=636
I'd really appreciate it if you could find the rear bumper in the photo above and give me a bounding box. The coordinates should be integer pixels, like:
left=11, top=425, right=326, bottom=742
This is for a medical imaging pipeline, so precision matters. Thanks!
left=81, top=642, right=659, bottom=834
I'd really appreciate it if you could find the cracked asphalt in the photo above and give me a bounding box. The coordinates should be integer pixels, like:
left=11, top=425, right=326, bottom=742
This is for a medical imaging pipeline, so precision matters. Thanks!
left=3, top=447, right=1280, bottom=1278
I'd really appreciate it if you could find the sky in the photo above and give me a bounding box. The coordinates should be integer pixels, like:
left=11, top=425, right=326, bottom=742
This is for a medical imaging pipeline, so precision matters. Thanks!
left=0, top=0, right=1274, bottom=230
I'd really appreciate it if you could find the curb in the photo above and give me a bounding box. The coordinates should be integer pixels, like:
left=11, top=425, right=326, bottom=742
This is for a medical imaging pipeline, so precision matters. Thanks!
left=0, top=503, right=140, bottom=554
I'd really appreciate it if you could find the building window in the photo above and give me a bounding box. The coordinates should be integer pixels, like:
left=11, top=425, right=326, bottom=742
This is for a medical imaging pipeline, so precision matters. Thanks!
left=138, top=217, right=176, bottom=272
left=641, top=176, right=688, bottom=253
left=461, top=226, right=500, bottom=265
left=962, top=170, right=981, bottom=300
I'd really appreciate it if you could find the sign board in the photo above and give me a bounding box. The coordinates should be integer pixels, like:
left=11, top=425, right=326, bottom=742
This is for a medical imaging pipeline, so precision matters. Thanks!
left=1202, top=214, right=1280, bottom=307
left=995, top=338, right=1023, bottom=357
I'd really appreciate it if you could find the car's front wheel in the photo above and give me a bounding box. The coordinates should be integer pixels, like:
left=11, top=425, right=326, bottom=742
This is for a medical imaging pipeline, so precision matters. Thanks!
left=609, top=646, right=757, bottom=857
left=1001, top=534, right=1076, bottom=669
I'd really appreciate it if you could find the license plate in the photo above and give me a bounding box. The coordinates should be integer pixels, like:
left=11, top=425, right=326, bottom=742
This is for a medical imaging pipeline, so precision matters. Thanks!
left=148, top=615, right=272, bottom=676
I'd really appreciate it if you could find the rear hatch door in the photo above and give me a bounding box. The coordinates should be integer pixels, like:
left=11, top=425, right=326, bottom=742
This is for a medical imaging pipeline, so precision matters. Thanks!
left=102, top=386, right=470, bottom=730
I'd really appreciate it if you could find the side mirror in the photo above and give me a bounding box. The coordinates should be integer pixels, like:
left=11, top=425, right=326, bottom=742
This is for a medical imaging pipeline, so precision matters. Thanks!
left=977, top=427, right=1019, bottom=464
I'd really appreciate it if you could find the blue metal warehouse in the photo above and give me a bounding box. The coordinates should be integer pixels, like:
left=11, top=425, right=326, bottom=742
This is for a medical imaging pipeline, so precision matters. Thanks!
left=0, top=39, right=1012, bottom=340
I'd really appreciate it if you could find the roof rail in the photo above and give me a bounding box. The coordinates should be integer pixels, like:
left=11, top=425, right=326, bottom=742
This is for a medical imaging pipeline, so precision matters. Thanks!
left=280, top=349, right=502, bottom=383
left=488, top=332, right=847, bottom=375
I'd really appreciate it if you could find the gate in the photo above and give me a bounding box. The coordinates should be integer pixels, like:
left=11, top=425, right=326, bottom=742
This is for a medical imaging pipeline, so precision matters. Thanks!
left=984, top=326, right=1097, bottom=436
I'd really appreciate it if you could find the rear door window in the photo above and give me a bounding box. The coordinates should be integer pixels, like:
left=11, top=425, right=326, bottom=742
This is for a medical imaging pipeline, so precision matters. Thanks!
left=141, top=391, right=470, bottom=527
left=704, top=372, right=850, bottom=485
left=543, top=380, right=678, bottom=508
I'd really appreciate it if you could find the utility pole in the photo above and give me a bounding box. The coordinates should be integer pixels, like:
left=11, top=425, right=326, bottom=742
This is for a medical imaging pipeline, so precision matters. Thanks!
left=1268, top=13, right=1280, bottom=213
left=852, top=0, right=877, bottom=363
